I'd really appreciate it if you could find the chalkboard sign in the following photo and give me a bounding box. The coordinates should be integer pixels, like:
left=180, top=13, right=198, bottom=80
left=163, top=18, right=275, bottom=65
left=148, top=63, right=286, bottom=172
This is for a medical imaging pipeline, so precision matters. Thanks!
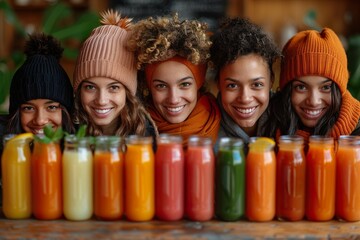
left=110, top=0, right=226, bottom=31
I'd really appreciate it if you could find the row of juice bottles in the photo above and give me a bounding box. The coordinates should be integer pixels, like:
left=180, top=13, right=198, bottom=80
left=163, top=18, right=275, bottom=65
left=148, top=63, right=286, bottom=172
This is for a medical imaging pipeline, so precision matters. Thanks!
left=1, top=133, right=360, bottom=222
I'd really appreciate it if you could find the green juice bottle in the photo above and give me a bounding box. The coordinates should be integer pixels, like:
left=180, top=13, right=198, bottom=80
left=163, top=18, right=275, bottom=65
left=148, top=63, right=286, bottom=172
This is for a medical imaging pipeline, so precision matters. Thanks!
left=215, top=137, right=245, bottom=221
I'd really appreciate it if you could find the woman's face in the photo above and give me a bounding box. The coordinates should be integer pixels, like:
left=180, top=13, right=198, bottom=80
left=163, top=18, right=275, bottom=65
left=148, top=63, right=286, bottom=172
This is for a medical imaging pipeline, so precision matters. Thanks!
left=149, top=61, right=198, bottom=123
left=291, top=75, right=332, bottom=128
left=20, top=99, right=62, bottom=134
left=219, top=54, right=272, bottom=134
left=80, top=77, right=126, bottom=133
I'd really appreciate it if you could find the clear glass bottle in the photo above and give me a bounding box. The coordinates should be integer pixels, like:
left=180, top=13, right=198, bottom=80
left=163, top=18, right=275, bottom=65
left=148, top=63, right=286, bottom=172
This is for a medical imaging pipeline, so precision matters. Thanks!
left=185, top=135, right=215, bottom=221
left=1, top=134, right=32, bottom=219
left=216, top=137, right=245, bottom=221
left=155, top=134, right=184, bottom=221
left=276, top=135, right=305, bottom=221
left=306, top=135, right=335, bottom=221
left=31, top=136, right=62, bottom=220
left=94, top=136, right=123, bottom=220
left=125, top=135, right=154, bottom=221
left=336, top=135, right=360, bottom=222
left=62, top=135, right=93, bottom=221
left=246, top=137, right=276, bottom=222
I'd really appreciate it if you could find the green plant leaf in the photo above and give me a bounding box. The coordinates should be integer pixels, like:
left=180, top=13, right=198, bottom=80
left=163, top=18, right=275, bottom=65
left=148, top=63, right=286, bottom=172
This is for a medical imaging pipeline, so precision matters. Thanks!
left=76, top=125, right=87, bottom=139
left=44, top=125, right=55, bottom=138
left=52, top=127, right=64, bottom=142
left=0, top=0, right=26, bottom=36
left=42, top=2, right=72, bottom=34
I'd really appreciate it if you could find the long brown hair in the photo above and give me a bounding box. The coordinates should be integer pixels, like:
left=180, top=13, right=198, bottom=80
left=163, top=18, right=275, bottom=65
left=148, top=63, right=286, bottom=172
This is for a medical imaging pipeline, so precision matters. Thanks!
left=74, top=83, right=154, bottom=136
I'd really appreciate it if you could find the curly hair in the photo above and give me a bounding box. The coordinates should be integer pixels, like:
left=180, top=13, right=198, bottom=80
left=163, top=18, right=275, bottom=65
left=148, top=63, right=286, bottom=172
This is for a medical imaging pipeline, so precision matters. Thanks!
left=210, top=17, right=281, bottom=80
left=74, top=83, right=156, bottom=137
left=127, top=13, right=211, bottom=70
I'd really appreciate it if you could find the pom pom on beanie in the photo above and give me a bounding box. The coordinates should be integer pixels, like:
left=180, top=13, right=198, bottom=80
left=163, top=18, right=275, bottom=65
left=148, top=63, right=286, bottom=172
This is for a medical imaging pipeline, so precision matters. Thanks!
left=73, top=10, right=137, bottom=95
left=9, top=33, right=73, bottom=115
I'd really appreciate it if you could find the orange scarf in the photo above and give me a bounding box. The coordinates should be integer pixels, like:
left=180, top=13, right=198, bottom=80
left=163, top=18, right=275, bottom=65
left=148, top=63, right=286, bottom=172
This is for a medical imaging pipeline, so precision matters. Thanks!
left=148, top=93, right=221, bottom=147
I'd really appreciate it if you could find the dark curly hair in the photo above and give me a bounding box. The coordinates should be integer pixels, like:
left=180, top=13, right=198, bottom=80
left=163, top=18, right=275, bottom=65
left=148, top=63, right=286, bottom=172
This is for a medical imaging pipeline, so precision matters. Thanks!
left=127, top=13, right=211, bottom=70
left=210, top=17, right=281, bottom=81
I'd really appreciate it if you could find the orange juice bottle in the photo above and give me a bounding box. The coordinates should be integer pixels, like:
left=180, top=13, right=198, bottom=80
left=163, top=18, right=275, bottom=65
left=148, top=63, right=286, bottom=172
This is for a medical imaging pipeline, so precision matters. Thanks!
left=246, top=137, right=276, bottom=222
left=336, top=135, right=360, bottom=222
left=276, top=135, right=305, bottom=221
left=94, top=136, right=123, bottom=220
left=62, top=135, right=93, bottom=221
left=306, top=136, right=335, bottom=221
left=31, top=137, right=62, bottom=220
left=124, top=135, right=154, bottom=221
left=1, top=133, right=33, bottom=219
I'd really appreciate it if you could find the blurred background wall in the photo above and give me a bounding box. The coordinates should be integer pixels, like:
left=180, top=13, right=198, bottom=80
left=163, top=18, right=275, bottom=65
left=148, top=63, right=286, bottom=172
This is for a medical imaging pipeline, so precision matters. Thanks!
left=1, top=0, right=360, bottom=113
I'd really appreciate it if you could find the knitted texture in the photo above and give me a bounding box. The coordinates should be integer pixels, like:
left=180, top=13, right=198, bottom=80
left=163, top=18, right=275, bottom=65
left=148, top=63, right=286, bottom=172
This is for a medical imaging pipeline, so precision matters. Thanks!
left=145, top=56, right=207, bottom=90
left=9, top=33, right=73, bottom=115
left=73, top=14, right=137, bottom=94
left=280, top=28, right=348, bottom=94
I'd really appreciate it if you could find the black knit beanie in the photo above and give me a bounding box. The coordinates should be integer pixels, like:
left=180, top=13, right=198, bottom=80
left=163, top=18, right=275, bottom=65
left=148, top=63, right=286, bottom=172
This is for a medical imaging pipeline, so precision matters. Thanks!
left=9, top=33, right=73, bottom=115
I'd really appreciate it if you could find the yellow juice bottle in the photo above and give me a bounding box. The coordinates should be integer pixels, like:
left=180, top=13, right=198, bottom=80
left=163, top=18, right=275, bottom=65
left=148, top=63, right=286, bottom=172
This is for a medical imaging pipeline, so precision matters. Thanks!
left=1, top=133, right=33, bottom=219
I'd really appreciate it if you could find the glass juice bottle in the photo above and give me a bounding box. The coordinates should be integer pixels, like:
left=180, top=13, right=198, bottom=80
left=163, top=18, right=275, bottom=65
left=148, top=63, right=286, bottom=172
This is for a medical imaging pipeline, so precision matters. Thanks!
left=31, top=136, right=62, bottom=220
left=276, top=135, right=306, bottom=221
left=185, top=136, right=215, bottom=221
left=94, top=136, right=123, bottom=220
left=336, top=135, right=360, bottom=222
left=246, top=137, right=276, bottom=222
left=306, top=135, right=335, bottom=221
left=62, top=135, right=93, bottom=221
left=125, top=135, right=154, bottom=221
left=155, top=134, right=184, bottom=221
left=1, top=134, right=32, bottom=219
left=215, top=137, right=245, bottom=221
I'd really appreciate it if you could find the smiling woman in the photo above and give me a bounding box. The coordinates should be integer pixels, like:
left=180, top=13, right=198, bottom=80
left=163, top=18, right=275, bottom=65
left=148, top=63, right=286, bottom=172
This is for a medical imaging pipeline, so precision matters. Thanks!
left=261, top=27, right=360, bottom=144
left=209, top=17, right=281, bottom=152
left=127, top=13, right=221, bottom=147
left=3, top=33, right=74, bottom=136
left=73, top=10, right=158, bottom=138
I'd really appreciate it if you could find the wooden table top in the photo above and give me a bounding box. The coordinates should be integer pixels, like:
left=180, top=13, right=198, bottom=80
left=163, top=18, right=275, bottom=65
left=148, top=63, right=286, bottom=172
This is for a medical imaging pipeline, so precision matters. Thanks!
left=0, top=218, right=359, bottom=239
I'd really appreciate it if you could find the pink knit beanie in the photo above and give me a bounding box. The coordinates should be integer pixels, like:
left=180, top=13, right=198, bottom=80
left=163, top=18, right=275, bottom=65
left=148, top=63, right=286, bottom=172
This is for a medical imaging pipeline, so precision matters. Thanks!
left=73, top=10, right=137, bottom=95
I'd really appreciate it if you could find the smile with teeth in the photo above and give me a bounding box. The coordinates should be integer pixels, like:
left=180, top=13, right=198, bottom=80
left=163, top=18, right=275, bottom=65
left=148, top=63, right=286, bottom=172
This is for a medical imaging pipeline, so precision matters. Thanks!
left=166, top=105, right=185, bottom=113
left=94, top=108, right=112, bottom=114
left=303, top=109, right=322, bottom=116
left=33, top=129, right=44, bottom=134
left=235, top=106, right=256, bottom=114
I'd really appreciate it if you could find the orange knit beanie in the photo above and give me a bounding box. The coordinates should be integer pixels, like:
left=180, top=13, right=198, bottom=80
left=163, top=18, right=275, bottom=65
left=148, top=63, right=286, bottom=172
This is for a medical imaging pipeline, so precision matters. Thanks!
left=73, top=10, right=137, bottom=95
left=145, top=56, right=207, bottom=90
left=280, top=28, right=348, bottom=94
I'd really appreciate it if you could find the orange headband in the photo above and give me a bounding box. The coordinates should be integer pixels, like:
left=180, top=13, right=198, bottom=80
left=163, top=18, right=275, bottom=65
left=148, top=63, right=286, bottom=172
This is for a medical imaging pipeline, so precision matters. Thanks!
left=145, top=56, right=207, bottom=90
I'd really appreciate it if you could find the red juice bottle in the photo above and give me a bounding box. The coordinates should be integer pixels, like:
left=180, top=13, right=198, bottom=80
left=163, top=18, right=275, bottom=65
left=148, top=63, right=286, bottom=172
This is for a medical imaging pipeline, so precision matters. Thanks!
left=155, top=134, right=184, bottom=221
left=185, top=136, right=215, bottom=221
